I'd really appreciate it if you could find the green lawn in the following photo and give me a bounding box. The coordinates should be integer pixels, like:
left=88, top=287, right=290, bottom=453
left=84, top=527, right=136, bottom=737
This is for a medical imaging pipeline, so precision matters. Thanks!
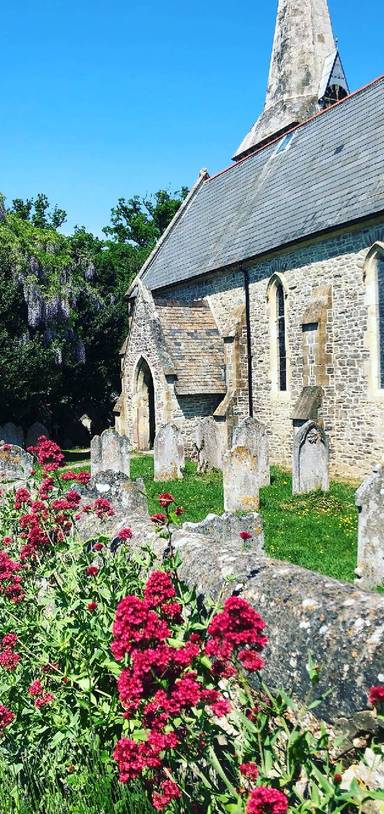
left=62, top=451, right=358, bottom=584
left=131, top=456, right=358, bottom=583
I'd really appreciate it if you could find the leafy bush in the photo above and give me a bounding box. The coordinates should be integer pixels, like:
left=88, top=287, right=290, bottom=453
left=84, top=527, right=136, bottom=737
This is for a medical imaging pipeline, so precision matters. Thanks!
left=0, top=439, right=383, bottom=813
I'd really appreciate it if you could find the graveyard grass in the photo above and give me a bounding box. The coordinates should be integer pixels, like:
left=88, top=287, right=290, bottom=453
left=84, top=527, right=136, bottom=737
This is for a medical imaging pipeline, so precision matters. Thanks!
left=61, top=451, right=358, bottom=583
left=130, top=456, right=358, bottom=584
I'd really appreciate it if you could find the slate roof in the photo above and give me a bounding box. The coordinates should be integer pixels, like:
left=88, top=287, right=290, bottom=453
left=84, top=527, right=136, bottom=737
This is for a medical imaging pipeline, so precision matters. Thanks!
left=154, top=297, right=226, bottom=396
left=141, top=77, right=384, bottom=292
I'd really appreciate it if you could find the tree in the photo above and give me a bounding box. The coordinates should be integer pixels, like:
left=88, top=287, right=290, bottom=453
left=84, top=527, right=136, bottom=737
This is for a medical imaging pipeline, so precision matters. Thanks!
left=10, top=194, right=67, bottom=229
left=103, top=188, right=188, bottom=249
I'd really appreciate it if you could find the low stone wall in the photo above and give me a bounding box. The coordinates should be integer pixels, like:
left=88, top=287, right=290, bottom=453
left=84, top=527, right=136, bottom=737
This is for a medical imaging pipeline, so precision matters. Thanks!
left=173, top=531, right=384, bottom=723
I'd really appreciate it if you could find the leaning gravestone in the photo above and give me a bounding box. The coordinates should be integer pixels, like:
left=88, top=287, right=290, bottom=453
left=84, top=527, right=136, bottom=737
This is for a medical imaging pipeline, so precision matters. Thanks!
left=177, top=511, right=265, bottom=553
left=0, top=442, right=33, bottom=485
left=0, top=423, right=24, bottom=447
left=25, top=422, right=50, bottom=448
left=292, top=420, right=329, bottom=495
left=91, top=428, right=131, bottom=477
left=355, top=464, right=384, bottom=591
left=233, top=417, right=270, bottom=486
left=154, top=423, right=185, bottom=481
left=223, top=445, right=260, bottom=512
left=194, top=416, right=223, bottom=473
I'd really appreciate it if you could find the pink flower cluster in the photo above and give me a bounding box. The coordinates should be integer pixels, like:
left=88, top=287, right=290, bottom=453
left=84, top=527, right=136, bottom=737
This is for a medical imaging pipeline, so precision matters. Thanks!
left=112, top=571, right=267, bottom=809
left=369, top=685, right=384, bottom=709
left=0, top=550, right=24, bottom=603
left=28, top=679, right=55, bottom=709
left=0, top=703, right=14, bottom=731
left=246, top=787, right=288, bottom=814
left=0, top=632, right=20, bottom=671
left=27, top=436, right=65, bottom=472
left=61, top=470, right=91, bottom=485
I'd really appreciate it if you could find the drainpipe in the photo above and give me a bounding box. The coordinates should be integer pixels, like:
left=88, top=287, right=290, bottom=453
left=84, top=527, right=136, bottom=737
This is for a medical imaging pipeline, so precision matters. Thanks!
left=242, top=264, right=254, bottom=417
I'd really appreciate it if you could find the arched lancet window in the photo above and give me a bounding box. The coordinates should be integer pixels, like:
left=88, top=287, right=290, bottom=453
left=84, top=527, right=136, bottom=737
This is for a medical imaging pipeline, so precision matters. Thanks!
left=267, top=274, right=288, bottom=394
left=365, top=242, right=384, bottom=394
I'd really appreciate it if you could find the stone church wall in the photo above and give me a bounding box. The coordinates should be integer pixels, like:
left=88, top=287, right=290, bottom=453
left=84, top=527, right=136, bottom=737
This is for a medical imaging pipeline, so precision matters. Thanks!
left=156, top=218, right=384, bottom=479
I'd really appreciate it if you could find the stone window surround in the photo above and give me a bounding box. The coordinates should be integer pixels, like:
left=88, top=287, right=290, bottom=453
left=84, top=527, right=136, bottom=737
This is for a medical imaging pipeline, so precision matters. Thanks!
left=364, top=241, right=384, bottom=401
left=266, top=273, right=290, bottom=401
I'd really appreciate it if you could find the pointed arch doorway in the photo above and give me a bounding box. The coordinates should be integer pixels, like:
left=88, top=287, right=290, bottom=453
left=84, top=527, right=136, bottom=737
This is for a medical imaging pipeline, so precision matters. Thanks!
left=135, top=358, right=156, bottom=450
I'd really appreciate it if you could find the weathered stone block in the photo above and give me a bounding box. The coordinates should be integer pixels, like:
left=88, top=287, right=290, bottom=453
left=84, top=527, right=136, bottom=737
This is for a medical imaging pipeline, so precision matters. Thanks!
left=223, top=445, right=259, bottom=512
left=233, top=417, right=270, bottom=486
left=0, top=443, right=33, bottom=484
left=91, top=428, right=130, bottom=477
left=154, top=423, right=185, bottom=481
left=194, top=416, right=223, bottom=472
left=178, top=511, right=264, bottom=552
left=77, top=471, right=149, bottom=541
left=355, top=464, right=384, bottom=591
left=0, top=423, right=24, bottom=447
left=292, top=420, right=329, bottom=495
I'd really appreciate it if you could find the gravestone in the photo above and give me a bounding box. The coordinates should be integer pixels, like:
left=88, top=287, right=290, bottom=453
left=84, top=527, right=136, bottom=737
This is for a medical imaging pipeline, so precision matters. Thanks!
left=0, top=442, right=33, bottom=484
left=178, top=511, right=264, bottom=553
left=194, top=416, right=223, bottom=473
left=90, top=428, right=131, bottom=477
left=154, top=423, right=185, bottom=481
left=355, top=464, right=384, bottom=591
left=0, top=423, right=24, bottom=447
left=292, top=420, right=329, bottom=495
left=26, top=422, right=50, bottom=448
left=222, top=445, right=260, bottom=512
left=233, top=417, right=270, bottom=486
left=76, top=471, right=150, bottom=542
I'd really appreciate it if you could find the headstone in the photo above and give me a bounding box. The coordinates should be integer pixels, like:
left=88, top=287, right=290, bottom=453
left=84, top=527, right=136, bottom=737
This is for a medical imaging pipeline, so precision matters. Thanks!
left=194, top=417, right=223, bottom=473
left=222, top=445, right=260, bottom=512
left=292, top=420, right=329, bottom=495
left=90, top=428, right=130, bottom=477
left=0, top=423, right=24, bottom=447
left=233, top=417, right=270, bottom=486
left=355, top=465, right=384, bottom=591
left=0, top=443, right=33, bottom=484
left=178, top=511, right=264, bottom=553
left=76, top=472, right=149, bottom=541
left=154, top=423, right=185, bottom=481
left=26, top=422, right=50, bottom=448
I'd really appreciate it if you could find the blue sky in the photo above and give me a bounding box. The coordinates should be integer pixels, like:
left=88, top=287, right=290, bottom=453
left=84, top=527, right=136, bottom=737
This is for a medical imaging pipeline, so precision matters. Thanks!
left=0, top=0, right=382, bottom=235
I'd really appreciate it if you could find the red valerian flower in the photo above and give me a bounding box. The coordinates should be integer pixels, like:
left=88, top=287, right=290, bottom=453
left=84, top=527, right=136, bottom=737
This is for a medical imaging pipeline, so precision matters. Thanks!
left=35, top=693, right=54, bottom=709
left=240, top=763, right=259, bottom=781
left=14, top=487, right=31, bottom=509
left=0, top=648, right=20, bottom=671
left=0, top=704, right=15, bottom=730
left=150, top=513, right=167, bottom=525
left=118, top=528, right=133, bottom=540
left=240, top=531, right=253, bottom=541
left=175, top=506, right=184, bottom=516
left=87, top=601, right=98, bottom=612
left=1, top=632, right=17, bottom=648
left=152, top=779, right=181, bottom=811
left=27, top=436, right=65, bottom=472
left=158, top=492, right=175, bottom=508
left=334, top=773, right=342, bottom=784
left=144, top=572, right=176, bottom=607
left=86, top=565, right=99, bottom=577
left=246, top=787, right=288, bottom=814
left=0, top=443, right=12, bottom=451
left=94, top=497, right=114, bottom=518
left=369, top=685, right=384, bottom=708
left=28, top=679, right=43, bottom=696
left=1, top=536, right=12, bottom=546
left=61, top=470, right=91, bottom=485
left=111, top=596, right=170, bottom=661
left=113, top=738, right=149, bottom=783
left=238, top=650, right=265, bottom=672
left=93, top=542, right=104, bottom=551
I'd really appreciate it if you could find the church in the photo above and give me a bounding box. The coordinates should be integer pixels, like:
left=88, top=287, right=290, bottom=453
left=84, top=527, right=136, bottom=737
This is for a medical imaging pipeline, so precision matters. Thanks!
left=115, top=0, right=384, bottom=480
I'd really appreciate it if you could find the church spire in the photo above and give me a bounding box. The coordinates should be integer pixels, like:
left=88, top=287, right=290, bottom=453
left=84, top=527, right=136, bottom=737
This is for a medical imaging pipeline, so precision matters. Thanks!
left=233, top=0, right=349, bottom=161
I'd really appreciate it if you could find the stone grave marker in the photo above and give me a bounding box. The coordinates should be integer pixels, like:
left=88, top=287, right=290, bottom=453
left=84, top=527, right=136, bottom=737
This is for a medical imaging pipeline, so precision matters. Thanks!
left=292, top=420, right=329, bottom=495
left=91, top=428, right=131, bottom=477
left=223, top=445, right=260, bottom=512
left=194, top=416, right=223, bottom=473
left=178, top=511, right=265, bottom=553
left=154, top=423, right=185, bottom=481
left=26, top=422, right=50, bottom=448
left=0, top=442, right=33, bottom=484
left=355, top=464, right=384, bottom=591
left=0, top=423, right=24, bottom=447
left=233, top=417, right=270, bottom=486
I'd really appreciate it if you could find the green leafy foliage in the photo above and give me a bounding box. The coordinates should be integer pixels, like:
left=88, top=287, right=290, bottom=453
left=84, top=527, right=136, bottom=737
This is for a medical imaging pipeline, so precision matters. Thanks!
left=0, top=187, right=188, bottom=435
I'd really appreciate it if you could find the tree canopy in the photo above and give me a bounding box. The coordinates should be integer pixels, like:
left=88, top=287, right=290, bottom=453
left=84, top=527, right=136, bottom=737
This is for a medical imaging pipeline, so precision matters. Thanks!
left=0, top=187, right=188, bottom=440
